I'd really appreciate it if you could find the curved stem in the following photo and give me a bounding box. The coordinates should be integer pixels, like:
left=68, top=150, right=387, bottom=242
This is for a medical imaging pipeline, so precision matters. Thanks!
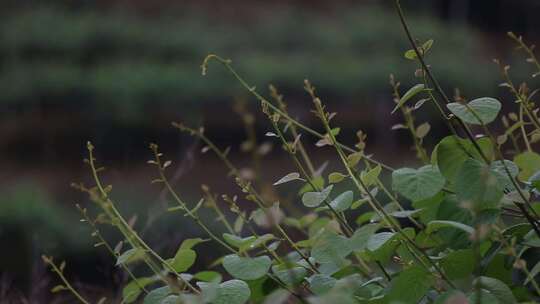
left=201, top=54, right=395, bottom=172
left=86, top=143, right=199, bottom=293
left=42, top=256, right=91, bottom=304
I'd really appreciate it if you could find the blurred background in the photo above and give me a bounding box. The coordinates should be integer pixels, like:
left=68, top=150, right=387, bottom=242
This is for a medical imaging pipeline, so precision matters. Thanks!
left=1, top=0, right=540, bottom=302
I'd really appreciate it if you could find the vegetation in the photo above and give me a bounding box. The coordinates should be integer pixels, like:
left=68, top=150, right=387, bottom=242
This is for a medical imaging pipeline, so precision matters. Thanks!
left=1, top=4, right=501, bottom=121
left=44, top=2, right=540, bottom=303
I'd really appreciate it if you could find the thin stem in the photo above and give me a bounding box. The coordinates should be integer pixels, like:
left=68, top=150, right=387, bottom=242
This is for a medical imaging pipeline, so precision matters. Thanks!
left=173, top=124, right=320, bottom=273
left=308, top=83, right=455, bottom=288
left=269, top=85, right=318, bottom=177
left=42, top=256, right=91, bottom=304
left=497, top=62, right=540, bottom=131
left=494, top=226, right=540, bottom=296
left=459, top=104, right=540, bottom=238
left=86, top=143, right=199, bottom=293
left=77, top=206, right=148, bottom=295
left=202, top=187, right=236, bottom=235
left=508, top=32, right=540, bottom=74
left=395, top=0, right=490, bottom=164
left=150, top=144, right=237, bottom=254
left=266, top=110, right=354, bottom=235
left=519, top=105, right=532, bottom=152
left=390, top=75, right=429, bottom=164
left=201, top=54, right=394, bottom=172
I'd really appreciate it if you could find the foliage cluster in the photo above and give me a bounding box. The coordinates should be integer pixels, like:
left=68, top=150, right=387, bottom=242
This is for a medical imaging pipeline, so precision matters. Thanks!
left=1, top=4, right=496, bottom=120
left=43, top=2, right=540, bottom=303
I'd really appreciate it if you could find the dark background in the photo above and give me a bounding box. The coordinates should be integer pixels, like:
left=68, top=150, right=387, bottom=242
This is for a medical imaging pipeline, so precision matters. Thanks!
left=1, top=0, right=539, bottom=302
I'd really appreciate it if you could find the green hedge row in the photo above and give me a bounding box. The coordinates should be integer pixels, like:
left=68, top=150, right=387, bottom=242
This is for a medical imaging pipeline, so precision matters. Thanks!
left=0, top=5, right=503, bottom=119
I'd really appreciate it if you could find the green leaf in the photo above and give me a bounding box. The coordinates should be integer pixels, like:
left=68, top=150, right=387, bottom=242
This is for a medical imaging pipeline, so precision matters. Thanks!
left=194, top=271, right=222, bottom=283
left=302, top=185, right=333, bottom=208
left=447, top=97, right=501, bottom=125
left=392, top=165, right=445, bottom=201
left=273, top=172, right=304, bottom=186
left=440, top=249, right=475, bottom=280
left=514, top=151, right=540, bottom=181
left=436, top=135, right=493, bottom=181
left=143, top=286, right=171, bottom=304
left=123, top=277, right=156, bottom=303
left=468, top=289, right=500, bottom=304
left=366, top=232, right=395, bottom=252
left=222, top=254, right=271, bottom=281
left=389, top=209, right=423, bottom=218
left=349, top=224, right=379, bottom=251
left=346, top=152, right=363, bottom=168
left=392, top=84, right=425, bottom=114
left=473, top=276, right=517, bottom=304
left=416, top=122, right=431, bottom=138
left=405, top=39, right=434, bottom=60
left=328, top=172, right=347, bottom=184
left=454, top=158, right=503, bottom=210
left=272, top=264, right=307, bottom=286
left=116, top=248, right=145, bottom=266
left=311, top=231, right=351, bottom=264
left=298, top=176, right=325, bottom=195
left=200, top=280, right=251, bottom=304
left=490, top=160, right=519, bottom=190
left=404, top=49, right=417, bottom=60
left=422, top=39, right=434, bottom=53
left=171, top=249, right=196, bottom=272
left=222, top=234, right=256, bottom=249
left=179, top=238, right=208, bottom=250
left=426, top=220, right=474, bottom=235
left=242, top=234, right=276, bottom=252
left=385, top=266, right=433, bottom=303
left=360, top=165, right=381, bottom=187
left=329, top=191, right=354, bottom=212
left=50, top=285, right=67, bottom=293
left=167, top=238, right=206, bottom=273
left=307, top=274, right=336, bottom=295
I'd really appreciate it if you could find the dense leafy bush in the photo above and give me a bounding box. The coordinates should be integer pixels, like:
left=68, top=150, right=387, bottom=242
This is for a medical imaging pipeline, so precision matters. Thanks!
left=43, top=2, right=540, bottom=303
left=1, top=4, right=499, bottom=120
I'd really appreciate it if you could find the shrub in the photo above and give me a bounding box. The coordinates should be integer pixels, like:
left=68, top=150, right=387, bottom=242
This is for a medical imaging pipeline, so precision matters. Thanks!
left=43, top=2, right=540, bottom=303
left=1, top=3, right=498, bottom=121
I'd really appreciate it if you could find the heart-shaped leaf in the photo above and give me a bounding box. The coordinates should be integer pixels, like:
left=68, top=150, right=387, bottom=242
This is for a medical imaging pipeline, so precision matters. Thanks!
left=307, top=274, right=336, bottom=295
left=222, top=254, right=271, bottom=280
left=473, top=276, right=517, bottom=304
left=143, top=286, right=171, bottom=304
left=435, top=135, right=493, bottom=181
left=440, top=249, right=475, bottom=280
left=455, top=158, right=503, bottom=210
left=514, top=151, right=540, bottom=181
left=385, top=266, right=433, bottom=303
left=328, top=191, right=354, bottom=212
left=392, top=165, right=445, bottom=201
left=447, top=97, right=501, bottom=125
left=200, top=279, right=251, bottom=304
left=366, top=232, right=395, bottom=252
left=349, top=224, right=379, bottom=251
left=311, top=231, right=351, bottom=264
left=302, top=185, right=333, bottom=207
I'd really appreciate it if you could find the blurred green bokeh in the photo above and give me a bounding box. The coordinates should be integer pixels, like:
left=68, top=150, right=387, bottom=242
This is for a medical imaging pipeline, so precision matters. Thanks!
left=0, top=4, right=503, bottom=121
